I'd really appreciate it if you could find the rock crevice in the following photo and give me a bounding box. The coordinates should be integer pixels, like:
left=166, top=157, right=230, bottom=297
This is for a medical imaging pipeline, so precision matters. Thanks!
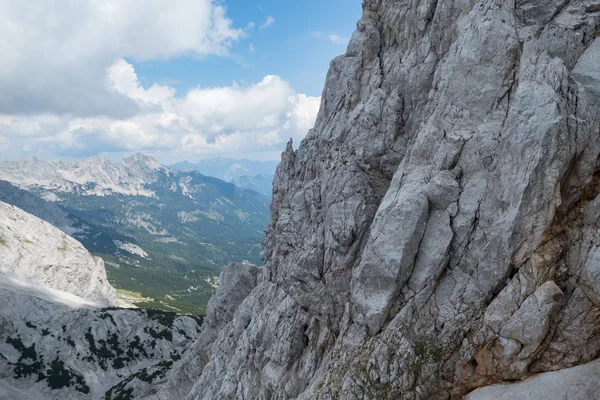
left=156, top=1, right=600, bottom=399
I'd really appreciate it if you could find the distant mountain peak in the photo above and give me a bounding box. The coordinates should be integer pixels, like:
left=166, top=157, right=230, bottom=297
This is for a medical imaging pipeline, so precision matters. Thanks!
left=123, top=153, right=161, bottom=167
left=170, top=157, right=278, bottom=183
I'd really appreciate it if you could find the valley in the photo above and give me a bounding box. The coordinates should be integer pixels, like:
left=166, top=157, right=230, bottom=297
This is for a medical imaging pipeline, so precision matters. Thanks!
left=0, top=154, right=271, bottom=315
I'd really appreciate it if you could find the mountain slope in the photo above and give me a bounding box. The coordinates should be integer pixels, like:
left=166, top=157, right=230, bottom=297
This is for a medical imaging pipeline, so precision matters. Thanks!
left=151, top=1, right=600, bottom=399
left=0, top=200, right=115, bottom=305
left=170, top=158, right=278, bottom=182
left=0, top=202, right=201, bottom=399
left=231, top=174, right=273, bottom=197
left=171, top=158, right=277, bottom=197
left=0, top=155, right=270, bottom=314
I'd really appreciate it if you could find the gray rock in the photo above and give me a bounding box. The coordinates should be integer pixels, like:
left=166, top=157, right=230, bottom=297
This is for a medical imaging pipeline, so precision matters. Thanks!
left=9, top=1, right=600, bottom=399
left=153, top=1, right=600, bottom=399
left=465, top=358, right=600, bottom=400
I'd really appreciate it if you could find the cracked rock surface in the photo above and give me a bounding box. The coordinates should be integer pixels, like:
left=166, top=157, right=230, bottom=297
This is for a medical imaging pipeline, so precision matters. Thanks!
left=148, top=1, right=600, bottom=399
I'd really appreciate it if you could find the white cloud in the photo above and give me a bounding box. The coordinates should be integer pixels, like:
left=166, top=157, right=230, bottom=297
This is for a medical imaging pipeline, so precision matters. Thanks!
left=249, top=43, right=256, bottom=53
left=107, top=60, right=175, bottom=105
left=0, top=1, right=319, bottom=162
left=0, top=0, right=243, bottom=117
left=0, top=61, right=320, bottom=161
left=328, top=34, right=347, bottom=44
left=260, top=16, right=275, bottom=30
left=313, top=32, right=348, bottom=45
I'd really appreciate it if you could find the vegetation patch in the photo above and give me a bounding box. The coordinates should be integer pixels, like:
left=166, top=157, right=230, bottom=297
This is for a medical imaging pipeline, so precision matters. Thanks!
left=13, top=360, right=44, bottom=379
left=144, top=308, right=177, bottom=327
left=44, top=358, right=90, bottom=394
left=145, top=326, right=172, bottom=341
left=85, top=328, right=117, bottom=370
left=126, top=335, right=149, bottom=359
left=103, top=355, right=180, bottom=400
left=411, top=339, right=443, bottom=381
left=99, top=312, right=117, bottom=326
left=7, top=336, right=38, bottom=362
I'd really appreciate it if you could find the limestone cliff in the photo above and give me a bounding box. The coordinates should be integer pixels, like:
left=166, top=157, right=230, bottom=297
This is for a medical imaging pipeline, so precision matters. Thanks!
left=0, top=200, right=115, bottom=305
left=151, top=1, right=600, bottom=399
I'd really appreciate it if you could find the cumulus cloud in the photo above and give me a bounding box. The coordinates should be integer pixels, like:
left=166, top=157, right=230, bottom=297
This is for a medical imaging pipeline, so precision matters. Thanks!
left=0, top=61, right=320, bottom=161
left=0, top=1, right=320, bottom=161
left=0, top=0, right=243, bottom=117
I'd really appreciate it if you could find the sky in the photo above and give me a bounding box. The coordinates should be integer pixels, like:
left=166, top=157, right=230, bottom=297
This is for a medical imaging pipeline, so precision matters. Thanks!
left=0, top=0, right=362, bottom=164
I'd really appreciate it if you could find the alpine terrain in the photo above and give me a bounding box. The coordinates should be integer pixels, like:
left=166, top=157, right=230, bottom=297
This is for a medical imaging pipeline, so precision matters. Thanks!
left=3, top=0, right=600, bottom=399
left=170, top=158, right=278, bottom=197
left=0, top=201, right=201, bottom=399
left=0, top=154, right=270, bottom=314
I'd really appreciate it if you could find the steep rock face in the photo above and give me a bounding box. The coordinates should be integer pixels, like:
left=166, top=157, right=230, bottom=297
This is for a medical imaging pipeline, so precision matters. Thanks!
left=0, top=201, right=115, bottom=305
left=157, top=1, right=600, bottom=399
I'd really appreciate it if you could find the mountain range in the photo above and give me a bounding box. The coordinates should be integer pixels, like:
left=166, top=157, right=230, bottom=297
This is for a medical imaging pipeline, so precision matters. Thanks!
left=0, top=154, right=271, bottom=314
left=170, top=158, right=277, bottom=197
left=4, top=1, right=600, bottom=399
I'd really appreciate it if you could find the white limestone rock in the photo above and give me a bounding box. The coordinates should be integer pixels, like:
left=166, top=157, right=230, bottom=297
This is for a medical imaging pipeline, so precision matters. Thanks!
left=466, top=358, right=600, bottom=400
left=150, top=1, right=600, bottom=399
left=0, top=200, right=115, bottom=305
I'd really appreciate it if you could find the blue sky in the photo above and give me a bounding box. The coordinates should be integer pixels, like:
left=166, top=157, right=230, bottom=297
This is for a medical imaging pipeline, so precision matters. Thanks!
left=132, top=1, right=362, bottom=97
left=0, top=0, right=363, bottom=163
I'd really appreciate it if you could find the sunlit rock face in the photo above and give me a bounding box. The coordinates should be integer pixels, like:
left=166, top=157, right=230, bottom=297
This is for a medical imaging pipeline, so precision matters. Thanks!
left=4, top=0, right=600, bottom=399
left=147, top=1, right=600, bottom=399
left=0, top=200, right=116, bottom=305
left=0, top=202, right=201, bottom=399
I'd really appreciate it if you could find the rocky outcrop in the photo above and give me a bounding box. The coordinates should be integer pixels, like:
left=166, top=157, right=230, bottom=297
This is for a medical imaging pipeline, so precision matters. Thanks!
left=0, top=200, right=115, bottom=305
left=150, top=1, right=600, bottom=399
left=0, top=202, right=201, bottom=399
left=0, top=280, right=200, bottom=400
left=465, top=358, right=600, bottom=400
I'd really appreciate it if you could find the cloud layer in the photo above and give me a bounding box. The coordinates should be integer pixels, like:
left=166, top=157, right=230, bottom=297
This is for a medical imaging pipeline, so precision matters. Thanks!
left=0, top=0, right=243, bottom=117
left=1, top=60, right=320, bottom=161
left=0, top=0, right=320, bottom=161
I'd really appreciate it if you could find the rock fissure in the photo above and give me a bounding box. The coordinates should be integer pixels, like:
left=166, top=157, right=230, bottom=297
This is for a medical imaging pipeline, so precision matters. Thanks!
left=117, top=1, right=600, bottom=399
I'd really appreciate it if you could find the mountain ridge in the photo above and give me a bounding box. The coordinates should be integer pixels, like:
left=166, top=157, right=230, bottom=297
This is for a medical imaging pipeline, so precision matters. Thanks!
left=0, top=155, right=271, bottom=314
left=170, top=157, right=278, bottom=182
left=147, top=1, right=600, bottom=399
